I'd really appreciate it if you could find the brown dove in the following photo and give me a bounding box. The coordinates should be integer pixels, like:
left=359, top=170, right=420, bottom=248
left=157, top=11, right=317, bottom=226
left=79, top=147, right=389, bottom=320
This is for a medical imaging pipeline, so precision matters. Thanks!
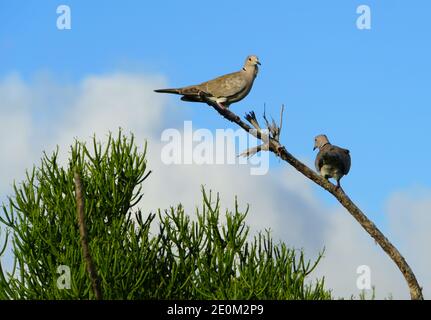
left=313, top=134, right=351, bottom=189
left=154, top=55, right=260, bottom=109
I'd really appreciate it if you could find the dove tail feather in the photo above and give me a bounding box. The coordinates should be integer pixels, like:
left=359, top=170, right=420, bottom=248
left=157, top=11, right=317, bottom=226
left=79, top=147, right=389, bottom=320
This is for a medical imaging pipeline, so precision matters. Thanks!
left=154, top=88, right=182, bottom=94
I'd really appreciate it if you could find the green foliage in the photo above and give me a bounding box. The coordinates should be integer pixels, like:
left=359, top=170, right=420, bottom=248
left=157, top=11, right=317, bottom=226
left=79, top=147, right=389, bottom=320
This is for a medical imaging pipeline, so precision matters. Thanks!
left=348, top=286, right=377, bottom=300
left=0, top=131, right=331, bottom=299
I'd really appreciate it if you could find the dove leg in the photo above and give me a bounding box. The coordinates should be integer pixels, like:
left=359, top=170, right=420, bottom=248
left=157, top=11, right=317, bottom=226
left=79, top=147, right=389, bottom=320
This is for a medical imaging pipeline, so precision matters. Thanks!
left=335, top=178, right=344, bottom=191
left=217, top=102, right=227, bottom=109
left=197, top=91, right=227, bottom=109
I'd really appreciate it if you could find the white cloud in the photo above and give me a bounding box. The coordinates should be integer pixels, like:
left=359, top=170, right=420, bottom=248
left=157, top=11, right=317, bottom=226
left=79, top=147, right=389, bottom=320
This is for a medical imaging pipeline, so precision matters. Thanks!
left=59, top=74, right=168, bottom=137
left=314, top=208, right=411, bottom=299
left=0, top=74, right=34, bottom=194
left=0, top=72, right=430, bottom=299
left=386, top=189, right=431, bottom=298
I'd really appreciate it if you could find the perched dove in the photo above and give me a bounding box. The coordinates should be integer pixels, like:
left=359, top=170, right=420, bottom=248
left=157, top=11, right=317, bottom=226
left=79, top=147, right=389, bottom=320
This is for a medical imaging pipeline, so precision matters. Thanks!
left=154, top=55, right=260, bottom=109
left=313, top=134, right=351, bottom=189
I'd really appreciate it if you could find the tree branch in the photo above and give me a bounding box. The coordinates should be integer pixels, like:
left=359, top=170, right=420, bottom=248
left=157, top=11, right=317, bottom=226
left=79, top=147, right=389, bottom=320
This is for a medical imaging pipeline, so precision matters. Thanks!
left=74, top=171, right=103, bottom=300
left=200, top=94, right=423, bottom=300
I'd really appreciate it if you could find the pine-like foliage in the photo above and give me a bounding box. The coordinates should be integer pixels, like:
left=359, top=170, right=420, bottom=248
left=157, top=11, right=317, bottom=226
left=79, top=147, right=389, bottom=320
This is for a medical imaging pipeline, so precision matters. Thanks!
left=0, top=131, right=331, bottom=299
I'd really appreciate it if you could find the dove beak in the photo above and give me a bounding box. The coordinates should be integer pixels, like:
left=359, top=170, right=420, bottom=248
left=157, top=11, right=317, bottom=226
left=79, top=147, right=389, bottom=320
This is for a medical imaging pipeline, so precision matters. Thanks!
left=257, top=61, right=261, bottom=66
left=313, top=146, right=317, bottom=151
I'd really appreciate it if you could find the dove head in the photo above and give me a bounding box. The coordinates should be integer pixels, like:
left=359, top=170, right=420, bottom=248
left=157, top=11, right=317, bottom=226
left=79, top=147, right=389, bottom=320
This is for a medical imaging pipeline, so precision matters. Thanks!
left=243, top=55, right=261, bottom=71
left=313, top=134, right=330, bottom=151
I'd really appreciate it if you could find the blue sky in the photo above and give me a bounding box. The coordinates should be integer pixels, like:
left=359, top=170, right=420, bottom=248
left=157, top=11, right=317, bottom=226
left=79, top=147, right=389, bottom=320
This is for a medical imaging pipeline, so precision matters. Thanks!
left=1, top=0, right=431, bottom=298
left=1, top=1, right=430, bottom=235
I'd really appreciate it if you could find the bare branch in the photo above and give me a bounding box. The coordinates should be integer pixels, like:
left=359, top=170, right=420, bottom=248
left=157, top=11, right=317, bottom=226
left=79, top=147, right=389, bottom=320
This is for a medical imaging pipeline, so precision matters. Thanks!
left=238, top=144, right=269, bottom=158
left=279, top=104, right=285, bottom=133
left=201, top=98, right=423, bottom=300
left=245, top=111, right=261, bottom=131
left=74, top=171, right=103, bottom=300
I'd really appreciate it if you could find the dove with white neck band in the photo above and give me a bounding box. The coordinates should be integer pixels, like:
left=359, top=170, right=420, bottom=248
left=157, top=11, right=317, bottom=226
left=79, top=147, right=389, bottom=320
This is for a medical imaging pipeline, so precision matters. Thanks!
left=154, top=55, right=260, bottom=109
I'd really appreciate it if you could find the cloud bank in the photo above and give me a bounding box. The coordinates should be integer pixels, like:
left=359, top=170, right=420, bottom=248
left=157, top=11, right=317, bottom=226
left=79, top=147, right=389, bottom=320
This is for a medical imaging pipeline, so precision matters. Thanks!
left=0, top=72, right=430, bottom=299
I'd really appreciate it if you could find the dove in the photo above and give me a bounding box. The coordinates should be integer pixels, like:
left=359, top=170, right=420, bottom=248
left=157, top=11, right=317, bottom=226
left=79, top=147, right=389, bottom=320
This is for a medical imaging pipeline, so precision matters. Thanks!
left=313, top=134, right=351, bottom=189
left=154, top=55, right=260, bottom=109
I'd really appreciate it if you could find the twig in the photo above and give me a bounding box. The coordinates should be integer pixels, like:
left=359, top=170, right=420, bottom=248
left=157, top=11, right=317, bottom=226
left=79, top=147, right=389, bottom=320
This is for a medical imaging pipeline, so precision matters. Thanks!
left=199, top=96, right=423, bottom=300
left=238, top=144, right=269, bottom=158
left=74, top=171, right=103, bottom=300
left=279, top=104, right=284, bottom=133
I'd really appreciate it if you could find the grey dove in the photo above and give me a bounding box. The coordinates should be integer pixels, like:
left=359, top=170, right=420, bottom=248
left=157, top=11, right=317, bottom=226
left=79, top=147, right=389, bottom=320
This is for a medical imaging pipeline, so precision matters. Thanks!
left=313, top=134, right=351, bottom=189
left=154, top=55, right=260, bottom=109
